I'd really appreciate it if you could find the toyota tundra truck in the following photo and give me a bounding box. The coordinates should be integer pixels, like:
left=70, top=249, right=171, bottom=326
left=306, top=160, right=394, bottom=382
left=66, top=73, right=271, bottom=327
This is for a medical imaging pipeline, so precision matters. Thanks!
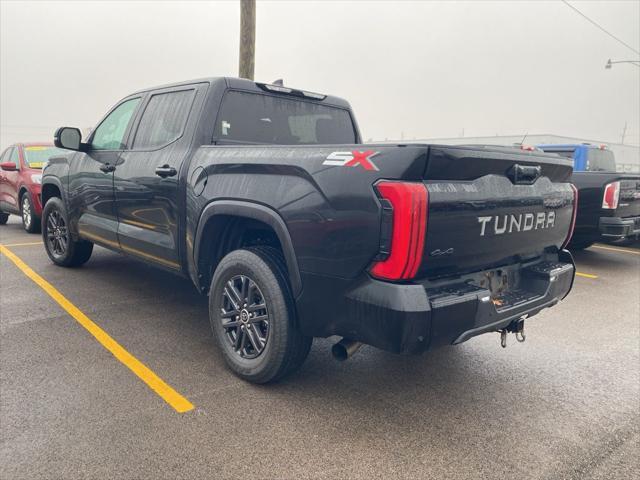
left=42, top=77, right=577, bottom=383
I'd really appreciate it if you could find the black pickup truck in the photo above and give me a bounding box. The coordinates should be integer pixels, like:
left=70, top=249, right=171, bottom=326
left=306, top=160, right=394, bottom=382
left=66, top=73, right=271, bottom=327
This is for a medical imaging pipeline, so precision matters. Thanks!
left=43, top=77, right=577, bottom=383
left=536, top=145, right=640, bottom=249
left=567, top=173, right=640, bottom=249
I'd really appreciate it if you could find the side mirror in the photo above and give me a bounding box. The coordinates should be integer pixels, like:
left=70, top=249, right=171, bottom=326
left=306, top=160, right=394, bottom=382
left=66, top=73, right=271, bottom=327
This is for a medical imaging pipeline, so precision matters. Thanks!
left=54, top=127, right=83, bottom=151
left=0, top=162, right=17, bottom=171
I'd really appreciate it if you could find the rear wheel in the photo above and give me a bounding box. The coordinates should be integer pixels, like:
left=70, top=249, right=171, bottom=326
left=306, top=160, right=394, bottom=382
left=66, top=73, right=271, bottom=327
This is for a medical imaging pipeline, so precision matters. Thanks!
left=0, top=212, right=8, bottom=225
left=209, top=247, right=312, bottom=383
left=21, top=193, right=40, bottom=233
left=42, top=197, right=93, bottom=267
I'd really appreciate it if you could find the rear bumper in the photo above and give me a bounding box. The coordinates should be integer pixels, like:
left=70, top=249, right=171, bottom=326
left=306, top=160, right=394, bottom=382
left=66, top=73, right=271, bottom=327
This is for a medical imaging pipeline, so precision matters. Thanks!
left=599, top=216, right=640, bottom=239
left=296, top=251, right=575, bottom=354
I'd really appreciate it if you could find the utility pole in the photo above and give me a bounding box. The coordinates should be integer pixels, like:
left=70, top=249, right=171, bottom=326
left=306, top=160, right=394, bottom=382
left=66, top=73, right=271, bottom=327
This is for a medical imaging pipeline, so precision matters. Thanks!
left=239, top=0, right=256, bottom=80
left=621, top=121, right=627, bottom=144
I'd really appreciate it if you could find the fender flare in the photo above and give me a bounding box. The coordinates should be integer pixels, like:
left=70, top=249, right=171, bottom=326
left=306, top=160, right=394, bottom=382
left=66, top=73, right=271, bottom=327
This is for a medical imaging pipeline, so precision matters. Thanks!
left=194, top=200, right=302, bottom=297
left=41, top=177, right=66, bottom=206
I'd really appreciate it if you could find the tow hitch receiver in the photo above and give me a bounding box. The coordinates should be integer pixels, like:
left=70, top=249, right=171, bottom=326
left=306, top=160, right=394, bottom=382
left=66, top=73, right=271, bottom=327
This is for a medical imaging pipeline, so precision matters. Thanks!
left=499, top=318, right=526, bottom=348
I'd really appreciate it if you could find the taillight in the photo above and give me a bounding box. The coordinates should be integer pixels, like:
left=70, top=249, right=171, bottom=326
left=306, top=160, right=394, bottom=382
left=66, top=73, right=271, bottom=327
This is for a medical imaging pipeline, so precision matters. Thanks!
left=561, top=184, right=579, bottom=249
left=602, top=181, right=620, bottom=209
left=369, top=181, right=428, bottom=281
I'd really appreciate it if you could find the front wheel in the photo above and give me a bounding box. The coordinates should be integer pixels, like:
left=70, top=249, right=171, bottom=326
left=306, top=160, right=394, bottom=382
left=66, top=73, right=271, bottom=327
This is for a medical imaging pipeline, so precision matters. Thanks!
left=0, top=212, right=8, bottom=225
left=209, top=247, right=312, bottom=383
left=21, top=193, right=40, bottom=233
left=42, top=197, right=93, bottom=267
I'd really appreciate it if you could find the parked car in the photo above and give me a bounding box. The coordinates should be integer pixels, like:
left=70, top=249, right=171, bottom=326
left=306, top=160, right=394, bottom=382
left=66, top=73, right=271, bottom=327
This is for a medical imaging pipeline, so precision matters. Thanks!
left=537, top=144, right=640, bottom=249
left=43, top=77, right=577, bottom=383
left=0, top=143, right=68, bottom=232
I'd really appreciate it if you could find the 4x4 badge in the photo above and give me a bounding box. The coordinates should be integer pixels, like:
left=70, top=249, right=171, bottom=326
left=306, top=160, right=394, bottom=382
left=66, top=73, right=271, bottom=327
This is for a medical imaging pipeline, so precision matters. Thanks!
left=323, top=150, right=380, bottom=171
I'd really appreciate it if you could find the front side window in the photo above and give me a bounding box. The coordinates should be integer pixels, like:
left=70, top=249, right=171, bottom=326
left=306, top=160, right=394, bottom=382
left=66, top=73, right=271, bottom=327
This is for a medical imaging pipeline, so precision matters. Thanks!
left=0, top=148, right=11, bottom=163
left=10, top=147, right=20, bottom=168
left=132, top=90, right=194, bottom=149
left=215, top=91, right=356, bottom=145
left=91, top=98, right=140, bottom=150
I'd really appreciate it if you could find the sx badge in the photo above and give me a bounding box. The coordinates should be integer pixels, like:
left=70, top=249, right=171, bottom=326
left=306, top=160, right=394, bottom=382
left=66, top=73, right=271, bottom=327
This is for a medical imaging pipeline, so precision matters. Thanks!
left=323, top=150, right=380, bottom=171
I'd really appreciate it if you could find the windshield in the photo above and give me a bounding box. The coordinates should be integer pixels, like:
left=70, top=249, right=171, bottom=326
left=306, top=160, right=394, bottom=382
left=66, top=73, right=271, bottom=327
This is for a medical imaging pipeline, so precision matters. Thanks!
left=215, top=91, right=357, bottom=145
left=586, top=149, right=616, bottom=172
left=23, top=146, right=68, bottom=169
left=545, top=149, right=575, bottom=160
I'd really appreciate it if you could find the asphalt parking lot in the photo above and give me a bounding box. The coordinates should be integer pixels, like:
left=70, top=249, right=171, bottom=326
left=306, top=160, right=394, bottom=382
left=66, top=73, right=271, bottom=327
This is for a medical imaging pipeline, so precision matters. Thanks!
left=1, top=216, right=638, bottom=480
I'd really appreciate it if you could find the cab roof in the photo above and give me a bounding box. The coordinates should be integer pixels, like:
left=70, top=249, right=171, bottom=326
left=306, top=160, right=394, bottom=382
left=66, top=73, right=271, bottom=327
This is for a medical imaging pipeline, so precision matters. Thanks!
left=131, top=77, right=352, bottom=110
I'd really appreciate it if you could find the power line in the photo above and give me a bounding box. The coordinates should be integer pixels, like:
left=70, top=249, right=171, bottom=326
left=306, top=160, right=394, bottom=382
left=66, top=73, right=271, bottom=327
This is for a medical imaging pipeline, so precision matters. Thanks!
left=561, top=0, right=640, bottom=56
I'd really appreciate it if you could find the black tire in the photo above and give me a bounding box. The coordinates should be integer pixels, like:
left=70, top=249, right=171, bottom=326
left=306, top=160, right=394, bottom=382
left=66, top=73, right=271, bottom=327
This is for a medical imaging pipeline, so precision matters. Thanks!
left=208, top=246, right=312, bottom=383
left=20, top=192, right=40, bottom=233
left=0, top=212, right=8, bottom=225
left=42, top=197, right=93, bottom=267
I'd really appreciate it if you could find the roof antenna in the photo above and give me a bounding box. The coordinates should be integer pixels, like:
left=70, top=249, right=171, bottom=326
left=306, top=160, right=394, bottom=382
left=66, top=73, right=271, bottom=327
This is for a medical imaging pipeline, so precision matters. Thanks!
left=519, top=131, right=529, bottom=146
left=272, top=79, right=284, bottom=86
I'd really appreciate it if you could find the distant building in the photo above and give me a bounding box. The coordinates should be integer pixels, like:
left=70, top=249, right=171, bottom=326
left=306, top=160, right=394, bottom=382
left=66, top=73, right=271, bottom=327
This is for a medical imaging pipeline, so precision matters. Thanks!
left=390, top=134, right=640, bottom=173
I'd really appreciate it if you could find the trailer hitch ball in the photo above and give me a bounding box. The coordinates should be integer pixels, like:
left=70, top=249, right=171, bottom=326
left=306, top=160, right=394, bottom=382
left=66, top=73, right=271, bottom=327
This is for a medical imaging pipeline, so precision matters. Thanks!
left=515, top=322, right=526, bottom=343
left=499, top=318, right=526, bottom=348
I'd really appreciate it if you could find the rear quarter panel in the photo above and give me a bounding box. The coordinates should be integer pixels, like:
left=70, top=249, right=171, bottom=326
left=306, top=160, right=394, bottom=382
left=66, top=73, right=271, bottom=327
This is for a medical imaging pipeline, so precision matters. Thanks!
left=186, top=145, right=428, bottom=279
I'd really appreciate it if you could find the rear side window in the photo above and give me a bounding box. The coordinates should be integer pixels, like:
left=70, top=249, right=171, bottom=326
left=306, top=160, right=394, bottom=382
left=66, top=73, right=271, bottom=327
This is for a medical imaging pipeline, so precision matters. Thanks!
left=133, top=90, right=195, bottom=149
left=215, top=91, right=356, bottom=145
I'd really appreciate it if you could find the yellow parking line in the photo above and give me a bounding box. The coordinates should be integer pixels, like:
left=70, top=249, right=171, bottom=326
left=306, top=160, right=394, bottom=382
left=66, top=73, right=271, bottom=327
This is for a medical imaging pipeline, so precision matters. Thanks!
left=576, top=272, right=598, bottom=279
left=0, top=244, right=194, bottom=413
left=592, top=244, right=640, bottom=256
left=2, top=241, right=43, bottom=247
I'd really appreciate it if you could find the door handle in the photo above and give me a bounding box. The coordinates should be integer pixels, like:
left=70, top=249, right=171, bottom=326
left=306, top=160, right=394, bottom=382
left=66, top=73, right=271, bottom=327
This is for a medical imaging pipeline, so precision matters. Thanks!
left=155, top=165, right=177, bottom=178
left=99, top=163, right=116, bottom=173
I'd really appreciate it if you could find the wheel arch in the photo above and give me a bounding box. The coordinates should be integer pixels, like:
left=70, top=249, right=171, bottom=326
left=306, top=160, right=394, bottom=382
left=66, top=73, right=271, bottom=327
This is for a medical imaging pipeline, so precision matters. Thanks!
left=194, top=200, right=302, bottom=297
left=18, top=185, right=29, bottom=202
left=41, top=180, right=64, bottom=206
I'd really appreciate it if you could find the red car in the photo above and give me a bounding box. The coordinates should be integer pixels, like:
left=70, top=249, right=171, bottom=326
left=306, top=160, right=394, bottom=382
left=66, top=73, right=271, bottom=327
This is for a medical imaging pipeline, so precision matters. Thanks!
left=0, top=143, right=68, bottom=232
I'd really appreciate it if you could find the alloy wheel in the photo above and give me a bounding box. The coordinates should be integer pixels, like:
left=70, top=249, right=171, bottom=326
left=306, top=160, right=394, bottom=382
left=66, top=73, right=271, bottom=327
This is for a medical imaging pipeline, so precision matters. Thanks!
left=220, top=275, right=270, bottom=359
left=46, top=210, right=69, bottom=257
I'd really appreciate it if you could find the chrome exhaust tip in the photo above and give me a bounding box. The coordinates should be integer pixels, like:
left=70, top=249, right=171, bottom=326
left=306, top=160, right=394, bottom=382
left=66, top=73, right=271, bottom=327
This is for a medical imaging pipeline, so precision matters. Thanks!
left=331, top=338, right=363, bottom=361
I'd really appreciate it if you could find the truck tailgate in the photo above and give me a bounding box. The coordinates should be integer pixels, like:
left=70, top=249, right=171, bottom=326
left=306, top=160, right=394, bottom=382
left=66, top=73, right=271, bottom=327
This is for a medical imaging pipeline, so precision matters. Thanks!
left=617, top=177, right=640, bottom=218
left=416, top=146, right=575, bottom=279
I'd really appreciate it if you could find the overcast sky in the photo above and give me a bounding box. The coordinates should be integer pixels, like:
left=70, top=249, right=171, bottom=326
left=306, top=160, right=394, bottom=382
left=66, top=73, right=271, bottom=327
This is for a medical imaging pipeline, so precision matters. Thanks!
left=1, top=0, right=639, bottom=150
